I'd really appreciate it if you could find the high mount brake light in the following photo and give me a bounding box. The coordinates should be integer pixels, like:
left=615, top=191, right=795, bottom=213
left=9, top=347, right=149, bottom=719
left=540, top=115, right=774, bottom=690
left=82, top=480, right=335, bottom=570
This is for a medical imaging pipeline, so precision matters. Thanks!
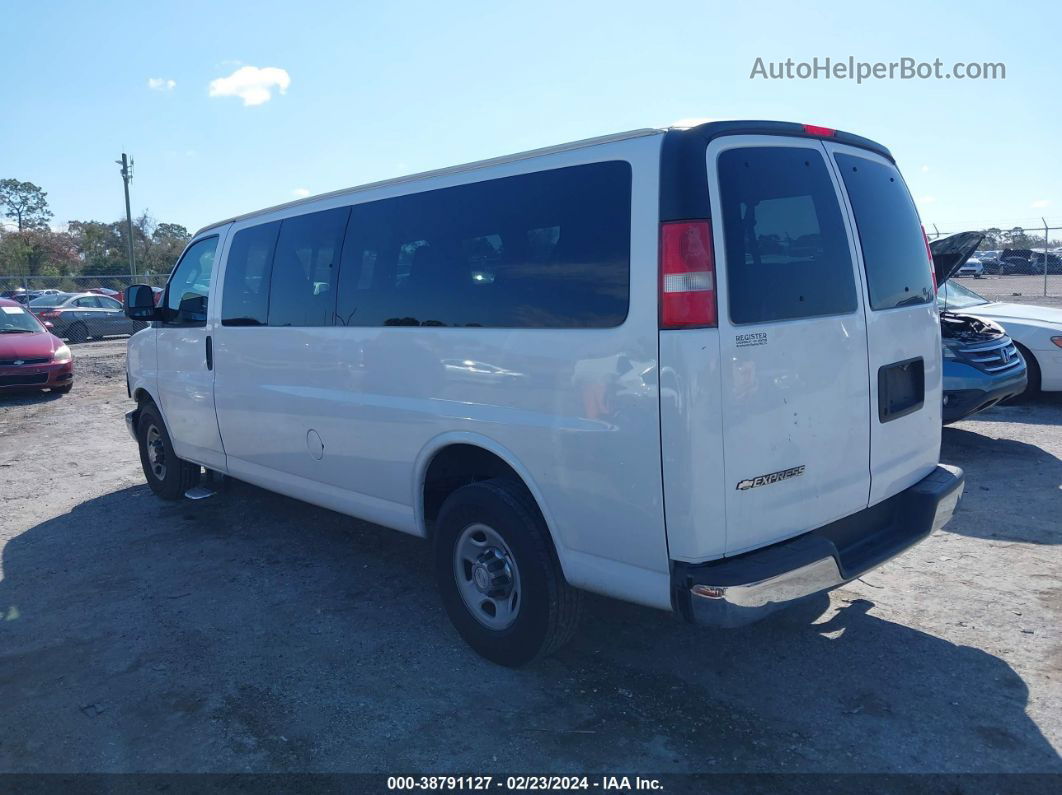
left=802, top=124, right=836, bottom=137
left=660, top=220, right=717, bottom=328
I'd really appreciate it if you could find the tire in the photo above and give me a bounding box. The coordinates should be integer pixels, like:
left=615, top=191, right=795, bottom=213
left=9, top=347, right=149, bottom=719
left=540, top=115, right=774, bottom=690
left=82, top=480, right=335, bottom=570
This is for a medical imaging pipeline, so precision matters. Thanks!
left=136, top=402, right=200, bottom=500
left=66, top=322, right=88, bottom=344
left=53, top=383, right=73, bottom=394
left=434, top=478, right=582, bottom=667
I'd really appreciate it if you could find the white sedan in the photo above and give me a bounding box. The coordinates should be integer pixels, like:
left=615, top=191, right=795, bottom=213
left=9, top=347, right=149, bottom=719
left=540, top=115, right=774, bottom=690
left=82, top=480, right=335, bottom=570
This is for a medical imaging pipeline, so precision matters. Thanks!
left=956, top=257, right=984, bottom=278
left=939, top=280, right=1062, bottom=396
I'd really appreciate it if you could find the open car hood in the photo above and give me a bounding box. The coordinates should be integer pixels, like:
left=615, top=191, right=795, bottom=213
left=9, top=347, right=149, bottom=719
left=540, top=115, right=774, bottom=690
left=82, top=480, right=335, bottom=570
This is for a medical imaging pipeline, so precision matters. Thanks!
left=930, top=231, right=985, bottom=286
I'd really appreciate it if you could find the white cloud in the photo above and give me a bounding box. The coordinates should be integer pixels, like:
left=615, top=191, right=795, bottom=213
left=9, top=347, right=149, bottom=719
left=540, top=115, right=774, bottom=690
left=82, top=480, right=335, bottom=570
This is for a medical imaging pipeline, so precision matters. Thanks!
left=920, top=164, right=930, bottom=173
left=208, top=66, right=290, bottom=106
left=292, top=187, right=310, bottom=198
left=147, top=77, right=176, bottom=92
left=1031, top=199, right=1051, bottom=209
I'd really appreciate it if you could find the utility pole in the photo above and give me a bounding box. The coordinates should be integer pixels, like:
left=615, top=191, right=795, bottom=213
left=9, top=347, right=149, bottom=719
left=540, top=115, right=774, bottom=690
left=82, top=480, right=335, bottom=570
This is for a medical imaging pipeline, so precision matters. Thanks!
left=116, top=153, right=135, bottom=279
left=1044, top=217, right=1050, bottom=298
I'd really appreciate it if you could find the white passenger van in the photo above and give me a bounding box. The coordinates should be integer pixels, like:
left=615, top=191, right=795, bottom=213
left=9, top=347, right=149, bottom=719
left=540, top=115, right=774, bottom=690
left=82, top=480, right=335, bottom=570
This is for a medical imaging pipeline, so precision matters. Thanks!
left=125, top=120, right=964, bottom=666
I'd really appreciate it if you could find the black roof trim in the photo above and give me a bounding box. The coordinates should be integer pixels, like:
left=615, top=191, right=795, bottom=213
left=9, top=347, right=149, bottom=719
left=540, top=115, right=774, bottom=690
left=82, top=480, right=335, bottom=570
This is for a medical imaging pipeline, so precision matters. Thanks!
left=659, top=120, right=895, bottom=222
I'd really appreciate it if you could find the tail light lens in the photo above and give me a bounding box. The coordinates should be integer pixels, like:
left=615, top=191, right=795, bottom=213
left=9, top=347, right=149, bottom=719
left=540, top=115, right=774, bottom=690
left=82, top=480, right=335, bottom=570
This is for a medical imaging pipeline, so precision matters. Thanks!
left=38, top=309, right=59, bottom=318
left=660, top=220, right=717, bottom=328
left=922, top=226, right=937, bottom=294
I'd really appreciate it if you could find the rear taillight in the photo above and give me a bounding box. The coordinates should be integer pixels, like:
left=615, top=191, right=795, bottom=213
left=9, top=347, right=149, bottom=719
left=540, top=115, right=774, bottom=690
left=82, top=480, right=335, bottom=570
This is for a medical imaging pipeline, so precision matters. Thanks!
left=38, top=309, right=59, bottom=318
left=922, top=225, right=937, bottom=293
left=660, top=220, right=717, bottom=328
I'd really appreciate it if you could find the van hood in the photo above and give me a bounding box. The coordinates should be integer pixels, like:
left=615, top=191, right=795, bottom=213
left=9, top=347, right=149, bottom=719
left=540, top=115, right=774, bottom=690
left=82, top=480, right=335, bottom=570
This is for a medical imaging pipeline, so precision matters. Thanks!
left=930, top=231, right=985, bottom=286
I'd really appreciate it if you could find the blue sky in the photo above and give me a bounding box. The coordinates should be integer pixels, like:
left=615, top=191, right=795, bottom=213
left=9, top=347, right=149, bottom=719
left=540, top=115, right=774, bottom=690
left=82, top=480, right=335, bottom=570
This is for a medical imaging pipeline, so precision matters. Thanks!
left=2, top=0, right=1059, bottom=236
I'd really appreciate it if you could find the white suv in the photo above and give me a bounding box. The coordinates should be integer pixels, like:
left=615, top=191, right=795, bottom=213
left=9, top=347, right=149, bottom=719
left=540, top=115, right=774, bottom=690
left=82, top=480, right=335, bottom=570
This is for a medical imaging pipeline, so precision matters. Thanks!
left=124, top=121, right=964, bottom=666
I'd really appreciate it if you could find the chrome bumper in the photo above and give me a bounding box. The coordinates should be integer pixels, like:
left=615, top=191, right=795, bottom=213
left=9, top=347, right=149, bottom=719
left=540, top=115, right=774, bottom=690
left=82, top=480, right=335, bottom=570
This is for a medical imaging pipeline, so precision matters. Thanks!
left=675, top=464, right=964, bottom=628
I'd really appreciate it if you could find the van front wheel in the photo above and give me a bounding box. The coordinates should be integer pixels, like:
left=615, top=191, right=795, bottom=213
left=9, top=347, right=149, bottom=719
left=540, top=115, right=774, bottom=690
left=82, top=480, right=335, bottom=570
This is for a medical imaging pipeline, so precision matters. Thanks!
left=136, top=403, right=200, bottom=500
left=434, top=479, right=582, bottom=667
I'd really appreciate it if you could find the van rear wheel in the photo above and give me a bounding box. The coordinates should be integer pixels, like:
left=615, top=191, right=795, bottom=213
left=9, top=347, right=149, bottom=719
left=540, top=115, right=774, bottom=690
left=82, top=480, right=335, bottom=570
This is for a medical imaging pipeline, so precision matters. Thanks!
left=136, top=402, right=200, bottom=500
left=434, top=479, right=582, bottom=667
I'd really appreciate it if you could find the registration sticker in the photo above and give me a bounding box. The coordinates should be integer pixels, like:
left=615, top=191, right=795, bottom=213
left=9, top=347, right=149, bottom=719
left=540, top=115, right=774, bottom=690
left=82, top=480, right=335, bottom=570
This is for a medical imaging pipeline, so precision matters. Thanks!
left=2, top=306, right=25, bottom=314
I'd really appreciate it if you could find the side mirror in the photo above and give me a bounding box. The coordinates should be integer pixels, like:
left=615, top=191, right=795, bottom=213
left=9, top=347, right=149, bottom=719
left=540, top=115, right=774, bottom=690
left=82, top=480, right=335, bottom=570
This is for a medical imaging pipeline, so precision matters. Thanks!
left=125, top=284, right=160, bottom=321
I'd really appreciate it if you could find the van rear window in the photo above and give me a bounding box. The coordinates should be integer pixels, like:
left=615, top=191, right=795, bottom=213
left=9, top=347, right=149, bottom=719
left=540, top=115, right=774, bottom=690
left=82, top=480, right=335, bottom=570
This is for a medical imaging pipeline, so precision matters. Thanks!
left=717, top=147, right=857, bottom=325
left=834, top=153, right=933, bottom=310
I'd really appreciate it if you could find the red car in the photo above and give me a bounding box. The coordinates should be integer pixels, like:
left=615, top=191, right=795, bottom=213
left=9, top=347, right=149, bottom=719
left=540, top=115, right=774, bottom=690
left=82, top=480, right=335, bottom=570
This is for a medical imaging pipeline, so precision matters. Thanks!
left=0, top=297, right=74, bottom=394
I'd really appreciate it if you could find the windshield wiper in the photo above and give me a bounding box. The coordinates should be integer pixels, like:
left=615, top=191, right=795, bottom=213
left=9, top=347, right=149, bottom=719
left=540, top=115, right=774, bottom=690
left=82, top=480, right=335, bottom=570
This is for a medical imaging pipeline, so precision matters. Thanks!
left=0, top=328, right=34, bottom=333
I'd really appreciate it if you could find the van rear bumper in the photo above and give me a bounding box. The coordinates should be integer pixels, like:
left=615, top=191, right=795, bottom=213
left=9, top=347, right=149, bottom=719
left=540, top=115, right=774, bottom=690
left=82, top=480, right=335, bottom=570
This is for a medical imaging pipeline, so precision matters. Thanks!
left=672, top=464, right=964, bottom=628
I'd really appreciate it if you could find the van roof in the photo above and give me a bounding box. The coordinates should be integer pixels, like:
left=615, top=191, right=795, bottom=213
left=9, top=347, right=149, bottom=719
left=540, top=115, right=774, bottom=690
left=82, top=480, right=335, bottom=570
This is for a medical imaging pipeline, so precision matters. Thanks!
left=195, top=120, right=893, bottom=236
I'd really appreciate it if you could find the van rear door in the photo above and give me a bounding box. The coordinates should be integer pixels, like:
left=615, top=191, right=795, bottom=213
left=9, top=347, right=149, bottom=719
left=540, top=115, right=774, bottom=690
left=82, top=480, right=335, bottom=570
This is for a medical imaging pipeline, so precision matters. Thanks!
left=823, top=142, right=942, bottom=505
left=707, top=136, right=872, bottom=555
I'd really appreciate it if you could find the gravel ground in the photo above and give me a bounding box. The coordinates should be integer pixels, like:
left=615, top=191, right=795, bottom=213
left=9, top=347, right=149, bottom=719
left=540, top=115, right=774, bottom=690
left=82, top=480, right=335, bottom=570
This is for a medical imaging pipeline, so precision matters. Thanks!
left=955, top=273, right=1062, bottom=308
left=0, top=339, right=1059, bottom=775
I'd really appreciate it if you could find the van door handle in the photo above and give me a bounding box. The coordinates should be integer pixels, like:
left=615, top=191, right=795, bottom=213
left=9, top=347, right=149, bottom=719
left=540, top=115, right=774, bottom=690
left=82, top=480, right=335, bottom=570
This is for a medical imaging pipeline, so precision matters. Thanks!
left=205, top=335, right=213, bottom=371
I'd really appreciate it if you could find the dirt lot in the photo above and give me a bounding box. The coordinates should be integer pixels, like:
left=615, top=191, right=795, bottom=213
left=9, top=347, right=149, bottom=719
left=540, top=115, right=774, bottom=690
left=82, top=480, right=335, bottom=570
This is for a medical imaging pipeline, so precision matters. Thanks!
left=955, top=273, right=1062, bottom=309
left=0, top=339, right=1059, bottom=775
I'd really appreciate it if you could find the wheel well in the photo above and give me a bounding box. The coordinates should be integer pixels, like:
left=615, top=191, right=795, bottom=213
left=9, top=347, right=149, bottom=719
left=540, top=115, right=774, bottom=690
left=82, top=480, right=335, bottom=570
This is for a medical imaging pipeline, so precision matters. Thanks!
left=134, top=388, right=154, bottom=407
left=422, top=444, right=539, bottom=534
left=1013, top=341, right=1041, bottom=390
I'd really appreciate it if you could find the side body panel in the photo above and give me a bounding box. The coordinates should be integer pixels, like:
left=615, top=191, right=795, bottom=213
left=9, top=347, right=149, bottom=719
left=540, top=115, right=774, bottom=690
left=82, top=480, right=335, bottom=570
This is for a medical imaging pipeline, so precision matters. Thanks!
left=210, top=135, right=672, bottom=610
left=126, top=325, right=157, bottom=405
left=659, top=328, right=727, bottom=561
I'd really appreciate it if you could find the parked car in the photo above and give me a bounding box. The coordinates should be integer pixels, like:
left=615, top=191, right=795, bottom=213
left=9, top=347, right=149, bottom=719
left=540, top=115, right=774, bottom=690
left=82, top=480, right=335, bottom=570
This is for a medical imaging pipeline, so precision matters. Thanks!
left=0, top=297, right=74, bottom=394
left=88, top=286, right=124, bottom=303
left=123, top=119, right=964, bottom=666
left=938, top=276, right=1062, bottom=399
left=956, top=257, right=984, bottom=278
left=976, top=251, right=1003, bottom=274
left=931, top=233, right=1028, bottom=422
left=1029, top=251, right=1062, bottom=274
left=999, top=249, right=1039, bottom=275
left=27, top=292, right=147, bottom=343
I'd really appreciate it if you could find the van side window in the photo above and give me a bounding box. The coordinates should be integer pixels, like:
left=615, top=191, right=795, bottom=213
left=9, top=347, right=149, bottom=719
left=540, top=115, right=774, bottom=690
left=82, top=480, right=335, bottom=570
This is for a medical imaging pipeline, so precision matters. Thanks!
left=221, top=222, right=280, bottom=326
left=834, top=153, right=934, bottom=310
left=335, top=161, right=631, bottom=328
left=717, top=147, right=857, bottom=325
left=165, top=236, right=218, bottom=326
left=268, top=207, right=350, bottom=327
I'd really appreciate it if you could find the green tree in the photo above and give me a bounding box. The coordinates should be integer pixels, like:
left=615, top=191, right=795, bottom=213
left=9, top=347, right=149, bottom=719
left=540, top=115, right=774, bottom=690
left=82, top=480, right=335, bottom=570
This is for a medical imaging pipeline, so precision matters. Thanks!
left=0, top=228, right=79, bottom=282
left=0, top=178, right=53, bottom=231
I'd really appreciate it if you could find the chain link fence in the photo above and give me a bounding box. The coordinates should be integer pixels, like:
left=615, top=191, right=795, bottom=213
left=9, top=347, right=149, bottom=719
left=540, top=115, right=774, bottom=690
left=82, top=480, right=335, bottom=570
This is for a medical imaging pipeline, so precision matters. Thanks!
left=928, top=224, right=1062, bottom=308
left=0, top=273, right=169, bottom=295
left=0, top=274, right=169, bottom=343
left=955, top=272, right=1062, bottom=309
